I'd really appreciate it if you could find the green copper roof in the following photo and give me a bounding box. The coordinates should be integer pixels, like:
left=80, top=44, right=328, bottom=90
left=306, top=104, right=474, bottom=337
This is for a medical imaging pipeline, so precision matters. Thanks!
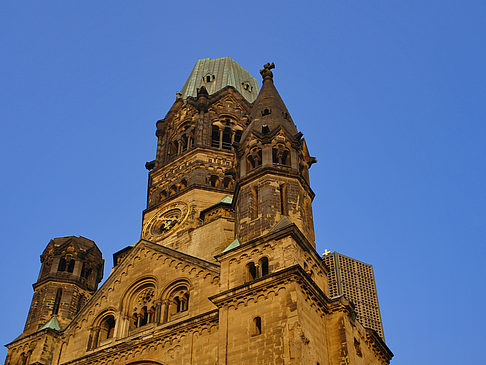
left=40, top=316, right=61, bottom=331
left=220, top=196, right=233, bottom=204
left=179, top=57, right=260, bottom=103
left=223, top=239, right=240, bottom=253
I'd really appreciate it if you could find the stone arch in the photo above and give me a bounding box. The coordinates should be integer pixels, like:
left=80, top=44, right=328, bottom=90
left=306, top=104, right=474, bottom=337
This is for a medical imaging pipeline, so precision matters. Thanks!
left=160, top=278, right=192, bottom=323
left=121, top=277, right=158, bottom=332
left=247, top=147, right=262, bottom=170
left=89, top=309, right=117, bottom=349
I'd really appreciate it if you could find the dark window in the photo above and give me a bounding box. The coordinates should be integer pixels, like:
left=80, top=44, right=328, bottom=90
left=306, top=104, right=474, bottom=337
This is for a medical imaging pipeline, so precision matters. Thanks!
left=223, top=177, right=233, bottom=189
left=247, top=262, right=257, bottom=281
left=209, top=175, right=219, bottom=187
left=253, top=316, right=262, bottom=335
left=211, top=125, right=220, bottom=148
left=100, top=315, right=116, bottom=341
left=222, top=127, right=232, bottom=150
left=140, top=307, right=148, bottom=326
left=272, top=147, right=290, bottom=166
left=181, top=134, right=188, bottom=152
left=52, top=288, right=62, bottom=315
left=259, top=257, right=269, bottom=277
left=262, top=108, right=271, bottom=116
left=279, top=184, right=288, bottom=215
left=58, top=258, right=66, bottom=272
left=247, top=148, right=262, bottom=170
left=67, top=259, right=75, bottom=273
left=234, top=130, right=242, bottom=143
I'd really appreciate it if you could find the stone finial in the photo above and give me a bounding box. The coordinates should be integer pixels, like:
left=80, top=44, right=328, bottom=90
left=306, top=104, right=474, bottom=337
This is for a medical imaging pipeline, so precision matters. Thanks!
left=260, top=62, right=275, bottom=80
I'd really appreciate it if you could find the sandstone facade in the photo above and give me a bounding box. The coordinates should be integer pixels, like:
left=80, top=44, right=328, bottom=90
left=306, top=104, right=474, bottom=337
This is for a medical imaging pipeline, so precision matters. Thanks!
left=6, top=57, right=393, bottom=365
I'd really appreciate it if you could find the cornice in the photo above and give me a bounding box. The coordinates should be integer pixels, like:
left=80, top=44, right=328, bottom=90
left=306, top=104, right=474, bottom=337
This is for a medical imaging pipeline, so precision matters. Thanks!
left=215, top=222, right=327, bottom=275
left=61, top=310, right=219, bottom=365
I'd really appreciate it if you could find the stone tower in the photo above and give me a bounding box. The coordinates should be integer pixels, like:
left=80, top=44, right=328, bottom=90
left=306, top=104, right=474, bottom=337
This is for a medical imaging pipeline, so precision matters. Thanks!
left=5, top=58, right=392, bottom=365
left=141, top=57, right=260, bottom=261
left=24, top=236, right=104, bottom=334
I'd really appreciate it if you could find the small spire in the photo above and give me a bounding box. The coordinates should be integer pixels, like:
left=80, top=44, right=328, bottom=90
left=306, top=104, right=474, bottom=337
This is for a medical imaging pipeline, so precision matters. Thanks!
left=260, top=62, right=275, bottom=81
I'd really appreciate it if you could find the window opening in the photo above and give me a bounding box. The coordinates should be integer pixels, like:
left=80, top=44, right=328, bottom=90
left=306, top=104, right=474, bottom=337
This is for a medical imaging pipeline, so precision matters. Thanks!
left=67, top=259, right=75, bottom=273
left=209, top=175, right=219, bottom=187
left=222, top=127, right=232, bottom=150
left=262, top=108, right=271, bottom=116
left=273, top=146, right=290, bottom=166
left=211, top=125, right=220, bottom=148
left=223, top=177, right=233, bottom=189
left=247, top=262, right=257, bottom=281
left=253, top=316, right=262, bottom=335
left=58, top=258, right=66, bottom=272
left=279, top=184, right=288, bottom=215
left=52, top=288, right=62, bottom=315
left=100, top=315, right=116, bottom=341
left=234, top=130, right=242, bottom=143
left=247, top=148, right=262, bottom=170
left=259, top=257, right=269, bottom=277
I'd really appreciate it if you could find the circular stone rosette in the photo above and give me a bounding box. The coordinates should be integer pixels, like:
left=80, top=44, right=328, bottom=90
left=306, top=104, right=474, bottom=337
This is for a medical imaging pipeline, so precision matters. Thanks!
left=144, top=202, right=189, bottom=241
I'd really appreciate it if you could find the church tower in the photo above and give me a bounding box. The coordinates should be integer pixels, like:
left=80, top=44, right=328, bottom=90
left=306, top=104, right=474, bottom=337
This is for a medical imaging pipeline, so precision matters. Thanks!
left=6, top=58, right=393, bottom=365
left=24, top=236, right=104, bottom=334
left=141, top=57, right=260, bottom=261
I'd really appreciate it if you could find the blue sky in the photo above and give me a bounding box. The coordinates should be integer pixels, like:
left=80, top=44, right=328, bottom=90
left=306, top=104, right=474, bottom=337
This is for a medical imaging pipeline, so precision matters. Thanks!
left=1, top=1, right=485, bottom=363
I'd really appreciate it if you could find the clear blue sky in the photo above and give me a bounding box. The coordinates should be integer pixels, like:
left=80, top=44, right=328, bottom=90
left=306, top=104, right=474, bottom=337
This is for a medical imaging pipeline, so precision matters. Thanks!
left=1, top=1, right=485, bottom=363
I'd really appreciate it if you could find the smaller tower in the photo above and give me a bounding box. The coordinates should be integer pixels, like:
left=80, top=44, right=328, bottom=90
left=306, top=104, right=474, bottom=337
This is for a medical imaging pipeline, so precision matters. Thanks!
left=23, top=236, right=104, bottom=334
left=234, top=63, right=317, bottom=244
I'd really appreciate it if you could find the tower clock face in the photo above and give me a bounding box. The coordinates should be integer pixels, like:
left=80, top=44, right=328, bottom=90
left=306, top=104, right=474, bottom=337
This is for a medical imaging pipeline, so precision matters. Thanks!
left=143, top=202, right=189, bottom=241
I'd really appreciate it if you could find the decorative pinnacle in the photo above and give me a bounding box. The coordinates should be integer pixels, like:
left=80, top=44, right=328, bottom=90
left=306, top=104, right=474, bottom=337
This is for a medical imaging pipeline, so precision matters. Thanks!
left=260, top=62, right=275, bottom=80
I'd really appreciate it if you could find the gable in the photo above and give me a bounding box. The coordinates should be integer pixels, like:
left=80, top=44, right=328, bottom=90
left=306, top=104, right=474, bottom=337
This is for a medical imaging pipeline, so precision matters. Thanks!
left=61, top=239, right=220, bottom=354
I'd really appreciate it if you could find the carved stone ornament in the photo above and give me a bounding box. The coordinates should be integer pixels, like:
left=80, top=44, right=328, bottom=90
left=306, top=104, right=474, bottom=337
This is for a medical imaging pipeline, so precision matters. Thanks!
left=136, top=288, right=155, bottom=306
left=144, top=202, right=189, bottom=241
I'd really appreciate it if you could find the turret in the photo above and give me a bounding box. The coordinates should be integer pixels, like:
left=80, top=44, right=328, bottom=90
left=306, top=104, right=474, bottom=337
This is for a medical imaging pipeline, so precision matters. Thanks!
left=23, top=236, right=104, bottom=334
left=234, top=63, right=317, bottom=244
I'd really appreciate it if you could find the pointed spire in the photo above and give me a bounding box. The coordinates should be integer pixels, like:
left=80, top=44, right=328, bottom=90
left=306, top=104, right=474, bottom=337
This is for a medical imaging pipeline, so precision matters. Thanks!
left=241, top=63, right=298, bottom=143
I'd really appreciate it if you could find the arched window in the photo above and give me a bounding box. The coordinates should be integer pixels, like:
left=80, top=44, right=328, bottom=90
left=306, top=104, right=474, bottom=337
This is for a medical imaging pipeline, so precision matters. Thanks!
left=247, top=262, right=257, bottom=281
left=162, top=282, right=191, bottom=322
left=247, top=148, right=262, bottom=170
left=222, top=177, right=233, bottom=189
left=272, top=145, right=291, bottom=166
left=67, top=259, right=75, bottom=273
left=209, top=175, right=219, bottom=187
left=259, top=257, right=269, bottom=277
left=252, top=316, right=262, bottom=335
left=58, top=258, right=67, bottom=272
left=211, top=125, right=220, bottom=148
left=222, top=127, right=232, bottom=150
left=99, top=315, right=116, bottom=341
left=81, top=264, right=92, bottom=279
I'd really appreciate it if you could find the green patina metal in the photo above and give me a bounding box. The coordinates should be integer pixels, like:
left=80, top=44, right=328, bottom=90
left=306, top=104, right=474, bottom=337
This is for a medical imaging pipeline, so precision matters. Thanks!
left=223, top=239, right=240, bottom=253
left=40, top=316, right=61, bottom=331
left=179, top=57, right=260, bottom=103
